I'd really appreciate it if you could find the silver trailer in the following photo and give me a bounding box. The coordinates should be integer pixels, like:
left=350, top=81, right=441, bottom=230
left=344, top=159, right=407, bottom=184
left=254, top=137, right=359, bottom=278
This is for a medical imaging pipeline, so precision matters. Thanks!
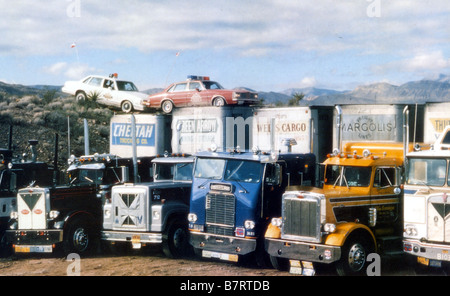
left=171, top=106, right=253, bottom=154
left=333, top=104, right=423, bottom=149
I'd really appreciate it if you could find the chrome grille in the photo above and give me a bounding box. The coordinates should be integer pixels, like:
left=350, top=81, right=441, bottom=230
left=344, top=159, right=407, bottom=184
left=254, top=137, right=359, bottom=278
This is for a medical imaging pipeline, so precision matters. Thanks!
left=282, top=195, right=320, bottom=242
left=205, top=192, right=235, bottom=235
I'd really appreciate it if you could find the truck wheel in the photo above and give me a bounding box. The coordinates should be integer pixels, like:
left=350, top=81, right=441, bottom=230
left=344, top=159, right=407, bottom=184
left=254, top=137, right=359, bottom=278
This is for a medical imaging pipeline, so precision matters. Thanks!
left=269, top=255, right=289, bottom=271
left=121, top=100, right=133, bottom=113
left=162, top=220, right=190, bottom=258
left=335, top=232, right=375, bottom=276
left=161, top=100, right=174, bottom=114
left=63, top=218, right=96, bottom=255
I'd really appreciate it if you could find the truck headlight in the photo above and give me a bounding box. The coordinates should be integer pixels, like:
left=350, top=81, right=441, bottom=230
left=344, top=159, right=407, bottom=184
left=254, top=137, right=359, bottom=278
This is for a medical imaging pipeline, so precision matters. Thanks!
left=271, top=218, right=282, bottom=227
left=244, top=220, right=255, bottom=229
left=49, top=210, right=60, bottom=219
left=323, top=223, right=336, bottom=233
left=104, top=209, right=111, bottom=219
left=10, top=211, right=18, bottom=220
left=188, top=213, right=197, bottom=222
left=405, top=225, right=418, bottom=236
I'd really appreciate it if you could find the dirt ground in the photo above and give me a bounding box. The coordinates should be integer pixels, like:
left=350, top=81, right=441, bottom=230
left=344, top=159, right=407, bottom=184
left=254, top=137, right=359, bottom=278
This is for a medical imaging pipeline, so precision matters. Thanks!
left=0, top=246, right=291, bottom=277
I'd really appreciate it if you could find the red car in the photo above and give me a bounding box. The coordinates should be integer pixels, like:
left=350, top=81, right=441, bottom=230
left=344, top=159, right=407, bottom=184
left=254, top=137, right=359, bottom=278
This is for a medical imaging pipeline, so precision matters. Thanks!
left=143, top=76, right=259, bottom=113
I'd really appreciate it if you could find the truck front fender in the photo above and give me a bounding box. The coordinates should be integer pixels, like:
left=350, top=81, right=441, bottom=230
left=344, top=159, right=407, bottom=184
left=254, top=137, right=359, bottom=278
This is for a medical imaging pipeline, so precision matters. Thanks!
left=324, top=222, right=376, bottom=248
left=264, top=221, right=281, bottom=239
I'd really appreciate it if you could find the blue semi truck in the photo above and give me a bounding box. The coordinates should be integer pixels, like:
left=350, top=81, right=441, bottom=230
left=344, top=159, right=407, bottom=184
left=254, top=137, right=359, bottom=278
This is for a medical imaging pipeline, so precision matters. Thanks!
left=188, top=146, right=316, bottom=266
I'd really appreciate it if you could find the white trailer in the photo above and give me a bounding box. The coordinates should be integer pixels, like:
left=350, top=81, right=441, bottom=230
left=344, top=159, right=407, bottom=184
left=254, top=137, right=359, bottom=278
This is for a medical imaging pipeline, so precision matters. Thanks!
left=110, top=114, right=171, bottom=157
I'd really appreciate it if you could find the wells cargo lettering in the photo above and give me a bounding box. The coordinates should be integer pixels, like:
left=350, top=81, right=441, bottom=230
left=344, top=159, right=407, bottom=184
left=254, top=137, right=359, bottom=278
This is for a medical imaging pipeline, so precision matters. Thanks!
left=256, top=122, right=308, bottom=133
left=111, top=123, right=155, bottom=146
left=342, top=115, right=395, bottom=140
left=177, top=119, right=217, bottom=133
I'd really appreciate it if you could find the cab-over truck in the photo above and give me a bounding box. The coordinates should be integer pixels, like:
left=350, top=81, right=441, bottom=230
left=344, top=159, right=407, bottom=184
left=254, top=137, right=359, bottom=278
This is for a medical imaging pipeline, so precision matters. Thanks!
left=403, top=126, right=450, bottom=268
left=188, top=146, right=316, bottom=266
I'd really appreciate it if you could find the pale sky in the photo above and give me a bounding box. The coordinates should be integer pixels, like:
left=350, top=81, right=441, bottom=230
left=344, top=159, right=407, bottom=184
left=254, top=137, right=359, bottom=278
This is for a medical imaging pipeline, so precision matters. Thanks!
left=0, top=0, right=449, bottom=92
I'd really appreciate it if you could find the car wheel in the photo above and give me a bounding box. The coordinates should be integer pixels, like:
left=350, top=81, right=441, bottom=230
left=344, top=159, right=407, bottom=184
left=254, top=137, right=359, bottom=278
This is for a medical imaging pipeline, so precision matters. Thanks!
left=162, top=100, right=174, bottom=114
left=121, top=100, right=133, bottom=113
left=75, top=91, right=86, bottom=101
left=213, top=97, right=226, bottom=107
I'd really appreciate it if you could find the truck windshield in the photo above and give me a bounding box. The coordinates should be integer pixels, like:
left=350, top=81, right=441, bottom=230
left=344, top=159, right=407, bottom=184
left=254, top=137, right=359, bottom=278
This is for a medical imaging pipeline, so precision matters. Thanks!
left=224, top=160, right=261, bottom=183
left=406, top=158, right=447, bottom=187
left=194, top=158, right=225, bottom=179
left=325, top=165, right=372, bottom=187
left=155, top=162, right=193, bottom=181
left=69, top=169, right=104, bottom=185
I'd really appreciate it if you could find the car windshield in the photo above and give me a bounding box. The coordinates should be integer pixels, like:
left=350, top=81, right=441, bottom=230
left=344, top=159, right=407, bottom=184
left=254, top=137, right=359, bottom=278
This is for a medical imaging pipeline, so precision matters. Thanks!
left=116, top=81, right=138, bottom=91
left=325, top=165, right=372, bottom=187
left=202, top=81, right=223, bottom=90
left=406, top=158, right=448, bottom=187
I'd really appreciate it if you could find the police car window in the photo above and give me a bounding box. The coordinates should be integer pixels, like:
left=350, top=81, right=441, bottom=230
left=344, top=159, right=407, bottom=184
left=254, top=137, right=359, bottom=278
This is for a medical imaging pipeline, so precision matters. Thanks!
left=189, top=82, right=201, bottom=90
left=203, top=81, right=223, bottom=90
left=117, top=81, right=138, bottom=91
left=88, top=77, right=102, bottom=86
left=173, top=83, right=187, bottom=92
left=103, top=79, right=115, bottom=89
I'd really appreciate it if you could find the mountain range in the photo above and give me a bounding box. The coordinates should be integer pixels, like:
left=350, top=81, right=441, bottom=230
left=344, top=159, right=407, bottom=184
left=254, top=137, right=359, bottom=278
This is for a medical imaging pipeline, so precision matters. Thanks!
left=1, top=74, right=450, bottom=106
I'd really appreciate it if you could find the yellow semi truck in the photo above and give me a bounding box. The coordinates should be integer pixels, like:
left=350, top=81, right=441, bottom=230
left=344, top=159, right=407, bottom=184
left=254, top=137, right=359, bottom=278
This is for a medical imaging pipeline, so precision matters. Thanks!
left=265, top=142, right=408, bottom=275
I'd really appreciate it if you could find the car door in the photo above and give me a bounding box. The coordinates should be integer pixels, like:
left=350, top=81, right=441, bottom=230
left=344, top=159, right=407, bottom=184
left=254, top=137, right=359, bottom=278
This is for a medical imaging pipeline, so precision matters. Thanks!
left=186, top=81, right=204, bottom=106
left=98, top=78, right=118, bottom=108
left=170, top=82, right=189, bottom=107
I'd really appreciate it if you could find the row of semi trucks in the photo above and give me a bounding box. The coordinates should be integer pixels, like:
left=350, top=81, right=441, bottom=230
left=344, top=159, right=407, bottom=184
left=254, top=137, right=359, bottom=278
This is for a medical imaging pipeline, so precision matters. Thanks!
left=1, top=104, right=450, bottom=276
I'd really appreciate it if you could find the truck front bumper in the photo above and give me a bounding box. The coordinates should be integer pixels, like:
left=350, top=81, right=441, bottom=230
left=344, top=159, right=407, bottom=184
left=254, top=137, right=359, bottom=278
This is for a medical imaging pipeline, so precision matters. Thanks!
left=5, top=229, right=63, bottom=253
left=403, top=238, right=450, bottom=266
left=265, top=238, right=341, bottom=264
left=190, top=231, right=257, bottom=261
left=101, top=230, right=162, bottom=244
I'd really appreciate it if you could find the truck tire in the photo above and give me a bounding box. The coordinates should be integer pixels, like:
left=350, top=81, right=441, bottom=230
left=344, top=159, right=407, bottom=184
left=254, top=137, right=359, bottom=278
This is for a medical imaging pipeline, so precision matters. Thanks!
left=162, top=219, right=190, bottom=258
left=63, top=217, right=96, bottom=255
left=335, top=231, right=375, bottom=276
left=269, top=255, right=289, bottom=271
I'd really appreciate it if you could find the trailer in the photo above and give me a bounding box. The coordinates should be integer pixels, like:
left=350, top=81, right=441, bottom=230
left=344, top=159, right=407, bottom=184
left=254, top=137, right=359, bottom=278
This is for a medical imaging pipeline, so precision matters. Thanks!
left=110, top=114, right=171, bottom=157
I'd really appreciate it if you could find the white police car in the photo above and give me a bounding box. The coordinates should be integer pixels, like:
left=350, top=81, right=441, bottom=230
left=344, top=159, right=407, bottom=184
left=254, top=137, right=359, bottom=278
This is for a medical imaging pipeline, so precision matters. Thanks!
left=62, top=74, right=148, bottom=113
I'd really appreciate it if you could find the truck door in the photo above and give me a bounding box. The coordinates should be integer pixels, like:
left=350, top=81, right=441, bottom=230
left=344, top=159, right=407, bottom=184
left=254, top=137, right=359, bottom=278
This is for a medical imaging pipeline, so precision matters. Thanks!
left=371, top=166, right=400, bottom=225
left=262, top=162, right=284, bottom=219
